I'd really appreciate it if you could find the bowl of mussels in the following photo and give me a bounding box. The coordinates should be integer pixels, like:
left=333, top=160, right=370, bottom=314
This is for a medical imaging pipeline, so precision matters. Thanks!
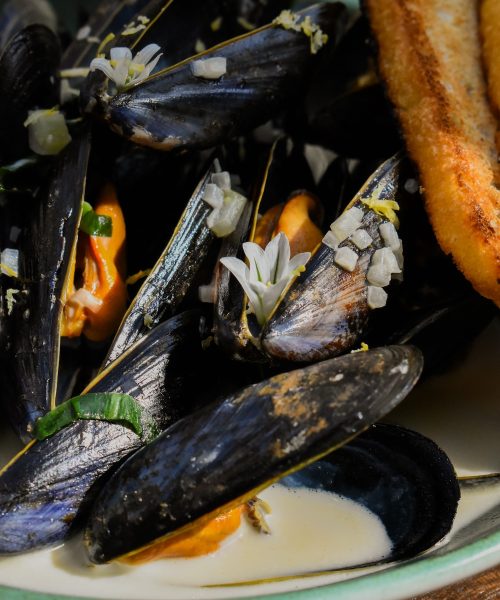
left=0, top=0, right=498, bottom=598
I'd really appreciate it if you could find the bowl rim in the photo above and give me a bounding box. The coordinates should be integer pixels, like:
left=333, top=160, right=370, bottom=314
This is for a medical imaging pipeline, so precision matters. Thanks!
left=0, top=528, right=499, bottom=600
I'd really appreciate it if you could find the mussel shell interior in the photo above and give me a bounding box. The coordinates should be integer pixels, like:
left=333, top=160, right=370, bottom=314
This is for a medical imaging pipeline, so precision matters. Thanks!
left=282, top=423, right=460, bottom=567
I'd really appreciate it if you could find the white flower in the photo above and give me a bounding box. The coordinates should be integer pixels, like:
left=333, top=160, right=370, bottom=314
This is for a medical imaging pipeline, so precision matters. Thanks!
left=220, top=233, right=310, bottom=326
left=89, top=44, right=162, bottom=92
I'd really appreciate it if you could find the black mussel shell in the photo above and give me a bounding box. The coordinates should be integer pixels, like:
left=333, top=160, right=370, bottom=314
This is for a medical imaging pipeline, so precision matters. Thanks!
left=84, top=345, right=423, bottom=563
left=2, top=130, right=90, bottom=442
left=0, top=310, right=204, bottom=554
left=283, top=423, right=459, bottom=568
left=0, top=23, right=60, bottom=163
left=0, top=0, right=57, bottom=51
left=261, top=154, right=402, bottom=363
left=103, top=160, right=218, bottom=367
left=82, top=4, right=346, bottom=151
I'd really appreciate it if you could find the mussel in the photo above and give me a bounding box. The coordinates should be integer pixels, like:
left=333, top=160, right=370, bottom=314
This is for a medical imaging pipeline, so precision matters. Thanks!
left=2, top=130, right=90, bottom=441
left=84, top=345, right=424, bottom=563
left=215, top=145, right=404, bottom=363
left=259, top=423, right=459, bottom=572
left=0, top=21, right=60, bottom=163
left=0, top=310, right=204, bottom=553
left=81, top=3, right=346, bottom=151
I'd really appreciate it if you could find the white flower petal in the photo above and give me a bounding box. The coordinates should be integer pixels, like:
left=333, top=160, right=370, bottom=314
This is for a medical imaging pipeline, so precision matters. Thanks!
left=288, top=251, right=311, bottom=274
left=135, top=52, right=162, bottom=84
left=113, top=59, right=130, bottom=89
left=271, top=232, right=291, bottom=283
left=220, top=257, right=263, bottom=321
left=134, top=43, right=161, bottom=65
left=89, top=57, right=115, bottom=79
left=243, top=242, right=267, bottom=284
left=110, top=47, right=132, bottom=61
left=262, top=234, right=283, bottom=283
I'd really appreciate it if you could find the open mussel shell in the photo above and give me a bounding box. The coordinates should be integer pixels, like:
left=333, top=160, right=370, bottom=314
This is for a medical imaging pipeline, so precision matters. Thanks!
left=0, top=23, right=60, bottom=163
left=214, top=137, right=321, bottom=360
left=0, top=310, right=203, bottom=553
left=2, top=130, right=90, bottom=442
left=283, top=423, right=459, bottom=567
left=84, top=344, right=423, bottom=563
left=82, top=4, right=346, bottom=151
left=103, top=160, right=218, bottom=367
left=261, top=153, right=402, bottom=362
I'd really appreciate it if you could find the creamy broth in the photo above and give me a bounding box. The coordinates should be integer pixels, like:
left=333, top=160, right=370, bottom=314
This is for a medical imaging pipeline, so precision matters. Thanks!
left=0, top=484, right=391, bottom=596
left=0, top=480, right=499, bottom=598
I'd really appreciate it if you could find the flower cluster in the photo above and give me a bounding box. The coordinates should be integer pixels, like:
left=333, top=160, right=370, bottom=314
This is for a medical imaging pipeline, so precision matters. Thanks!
left=220, top=233, right=310, bottom=326
left=89, top=44, right=162, bottom=92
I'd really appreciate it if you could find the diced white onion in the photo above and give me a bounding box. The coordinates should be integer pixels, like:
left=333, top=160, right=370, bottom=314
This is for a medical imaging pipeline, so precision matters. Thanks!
left=1, top=248, right=19, bottom=277
left=350, top=228, right=373, bottom=250
left=372, top=247, right=401, bottom=275
left=322, top=230, right=341, bottom=250
left=25, top=110, right=71, bottom=156
left=379, top=222, right=401, bottom=251
left=207, top=190, right=247, bottom=237
left=367, top=264, right=391, bottom=287
left=203, top=183, right=224, bottom=208
left=191, top=57, right=227, bottom=79
left=198, top=284, right=216, bottom=303
left=334, top=247, right=358, bottom=272
left=330, top=207, right=364, bottom=244
left=394, top=240, right=404, bottom=270
left=367, top=286, right=388, bottom=309
left=69, top=288, right=102, bottom=313
left=211, top=171, right=231, bottom=191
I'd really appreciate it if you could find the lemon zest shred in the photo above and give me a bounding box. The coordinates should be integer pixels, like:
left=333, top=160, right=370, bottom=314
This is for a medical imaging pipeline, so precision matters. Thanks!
left=361, top=198, right=400, bottom=227
left=351, top=342, right=369, bottom=353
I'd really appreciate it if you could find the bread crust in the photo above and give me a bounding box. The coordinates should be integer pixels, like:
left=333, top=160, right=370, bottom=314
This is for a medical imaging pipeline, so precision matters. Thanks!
left=364, top=0, right=500, bottom=306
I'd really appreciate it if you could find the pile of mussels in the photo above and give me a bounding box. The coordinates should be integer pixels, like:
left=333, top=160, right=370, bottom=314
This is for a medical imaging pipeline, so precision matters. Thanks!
left=0, top=0, right=496, bottom=572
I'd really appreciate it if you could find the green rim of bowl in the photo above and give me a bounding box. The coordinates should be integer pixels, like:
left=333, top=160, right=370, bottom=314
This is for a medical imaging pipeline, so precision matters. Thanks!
left=1, top=529, right=500, bottom=600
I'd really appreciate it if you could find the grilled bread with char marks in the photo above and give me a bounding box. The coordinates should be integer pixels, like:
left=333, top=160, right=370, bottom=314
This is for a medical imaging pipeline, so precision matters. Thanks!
left=364, top=0, right=500, bottom=306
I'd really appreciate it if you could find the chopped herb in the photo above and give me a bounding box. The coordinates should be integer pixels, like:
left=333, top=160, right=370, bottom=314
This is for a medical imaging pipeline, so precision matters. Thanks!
left=80, top=201, right=113, bottom=237
left=33, top=392, right=143, bottom=441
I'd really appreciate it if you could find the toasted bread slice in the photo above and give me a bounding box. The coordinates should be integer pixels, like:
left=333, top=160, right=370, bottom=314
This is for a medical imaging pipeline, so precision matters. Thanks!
left=481, top=1, right=500, bottom=125
left=364, top=0, right=500, bottom=306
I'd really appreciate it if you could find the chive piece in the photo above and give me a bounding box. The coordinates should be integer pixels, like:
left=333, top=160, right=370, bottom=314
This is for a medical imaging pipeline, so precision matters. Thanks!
left=79, top=201, right=113, bottom=237
left=33, top=393, right=143, bottom=441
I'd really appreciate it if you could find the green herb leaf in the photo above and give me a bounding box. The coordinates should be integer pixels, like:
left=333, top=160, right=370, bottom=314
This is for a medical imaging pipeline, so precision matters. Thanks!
left=79, top=201, right=113, bottom=237
left=33, top=393, right=143, bottom=441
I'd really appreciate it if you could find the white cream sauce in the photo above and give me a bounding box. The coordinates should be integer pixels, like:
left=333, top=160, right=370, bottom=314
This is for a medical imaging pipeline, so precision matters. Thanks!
left=0, top=484, right=392, bottom=597
left=0, top=480, right=499, bottom=599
